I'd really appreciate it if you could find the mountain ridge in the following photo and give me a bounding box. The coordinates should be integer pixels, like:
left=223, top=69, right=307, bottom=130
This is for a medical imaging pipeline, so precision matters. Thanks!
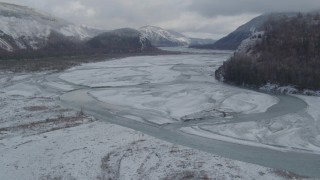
left=139, top=25, right=215, bottom=47
left=191, top=12, right=298, bottom=50
left=0, top=2, right=158, bottom=58
left=139, top=25, right=190, bottom=47
left=0, top=2, right=104, bottom=52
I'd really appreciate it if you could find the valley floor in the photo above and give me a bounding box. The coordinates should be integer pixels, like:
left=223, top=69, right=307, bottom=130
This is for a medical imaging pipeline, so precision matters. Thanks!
left=0, top=72, right=296, bottom=180
left=1, top=49, right=318, bottom=179
left=0, top=50, right=174, bottom=72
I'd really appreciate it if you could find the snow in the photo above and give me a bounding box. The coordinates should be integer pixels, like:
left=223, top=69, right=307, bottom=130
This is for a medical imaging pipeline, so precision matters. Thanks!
left=295, top=95, right=320, bottom=123
left=260, top=83, right=299, bottom=94
left=57, top=50, right=320, bottom=157
left=0, top=16, right=48, bottom=50
left=0, top=73, right=76, bottom=129
left=60, top=56, right=188, bottom=87
left=59, top=25, right=91, bottom=40
left=160, top=46, right=233, bottom=54
left=0, top=2, right=100, bottom=51
left=2, top=82, right=43, bottom=97
left=260, top=83, right=320, bottom=96
left=181, top=126, right=289, bottom=152
left=89, top=84, right=218, bottom=124
left=184, top=94, right=320, bottom=153
left=43, top=81, right=75, bottom=92
left=61, top=55, right=277, bottom=125
left=0, top=37, right=13, bottom=51
left=220, top=92, right=278, bottom=114
left=14, top=40, right=27, bottom=49
left=0, top=71, right=290, bottom=180
left=237, top=31, right=264, bottom=55
left=0, top=121, right=286, bottom=180
left=0, top=17, right=50, bottom=40
left=60, top=67, right=153, bottom=87
left=1, top=48, right=318, bottom=178
left=139, top=26, right=191, bottom=46
left=89, top=84, right=277, bottom=124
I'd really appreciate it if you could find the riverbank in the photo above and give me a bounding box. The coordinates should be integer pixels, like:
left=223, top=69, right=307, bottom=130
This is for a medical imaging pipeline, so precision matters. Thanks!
left=0, top=69, right=296, bottom=180
left=57, top=52, right=320, bottom=177
left=0, top=50, right=179, bottom=73
left=1, top=49, right=319, bottom=178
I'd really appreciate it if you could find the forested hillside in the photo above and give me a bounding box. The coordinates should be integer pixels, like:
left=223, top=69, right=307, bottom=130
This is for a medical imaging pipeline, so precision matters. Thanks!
left=216, top=13, right=320, bottom=90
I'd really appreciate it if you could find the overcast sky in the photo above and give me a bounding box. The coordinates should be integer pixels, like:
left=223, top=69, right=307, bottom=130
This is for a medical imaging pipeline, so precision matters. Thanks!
left=2, top=0, right=319, bottom=39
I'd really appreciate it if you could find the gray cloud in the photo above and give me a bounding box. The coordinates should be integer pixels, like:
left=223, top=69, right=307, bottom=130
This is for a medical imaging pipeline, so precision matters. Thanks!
left=1, top=0, right=319, bottom=39
left=189, top=0, right=320, bottom=17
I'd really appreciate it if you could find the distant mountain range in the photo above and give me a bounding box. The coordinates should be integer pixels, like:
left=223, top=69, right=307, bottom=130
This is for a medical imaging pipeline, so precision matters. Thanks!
left=0, top=2, right=216, bottom=58
left=0, top=2, right=158, bottom=58
left=139, top=26, right=190, bottom=47
left=4, top=2, right=306, bottom=57
left=139, top=26, right=215, bottom=47
left=191, top=12, right=297, bottom=50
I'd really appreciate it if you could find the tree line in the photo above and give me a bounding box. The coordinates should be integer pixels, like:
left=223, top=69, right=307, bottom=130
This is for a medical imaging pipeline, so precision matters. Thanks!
left=0, top=30, right=156, bottom=60
left=216, top=13, right=320, bottom=90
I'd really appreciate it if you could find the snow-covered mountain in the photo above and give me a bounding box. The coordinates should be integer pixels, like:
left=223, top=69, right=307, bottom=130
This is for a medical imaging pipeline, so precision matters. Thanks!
left=0, top=2, right=103, bottom=52
left=139, top=26, right=190, bottom=47
left=139, top=26, right=215, bottom=47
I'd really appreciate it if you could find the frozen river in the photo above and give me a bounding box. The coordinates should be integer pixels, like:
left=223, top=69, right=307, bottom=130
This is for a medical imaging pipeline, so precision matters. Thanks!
left=46, top=48, right=320, bottom=177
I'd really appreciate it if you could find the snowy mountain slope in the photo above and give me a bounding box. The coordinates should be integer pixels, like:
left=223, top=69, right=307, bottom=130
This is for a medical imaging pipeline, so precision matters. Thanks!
left=86, top=28, right=155, bottom=52
left=139, top=26, right=215, bottom=47
left=139, top=26, right=190, bottom=47
left=236, top=31, right=264, bottom=55
left=0, top=2, right=103, bottom=51
left=192, top=12, right=297, bottom=50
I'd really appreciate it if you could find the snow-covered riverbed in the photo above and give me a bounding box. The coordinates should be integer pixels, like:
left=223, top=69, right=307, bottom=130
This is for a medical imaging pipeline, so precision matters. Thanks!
left=1, top=48, right=320, bottom=178
left=0, top=69, right=290, bottom=180
left=60, top=54, right=278, bottom=124
left=59, top=52, right=320, bottom=154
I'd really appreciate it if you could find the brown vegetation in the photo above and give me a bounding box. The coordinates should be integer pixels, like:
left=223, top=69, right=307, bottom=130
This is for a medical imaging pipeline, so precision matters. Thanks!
left=0, top=111, right=94, bottom=138
left=23, top=106, right=48, bottom=111
left=163, top=170, right=209, bottom=180
left=0, top=51, right=175, bottom=72
left=272, top=169, right=307, bottom=179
